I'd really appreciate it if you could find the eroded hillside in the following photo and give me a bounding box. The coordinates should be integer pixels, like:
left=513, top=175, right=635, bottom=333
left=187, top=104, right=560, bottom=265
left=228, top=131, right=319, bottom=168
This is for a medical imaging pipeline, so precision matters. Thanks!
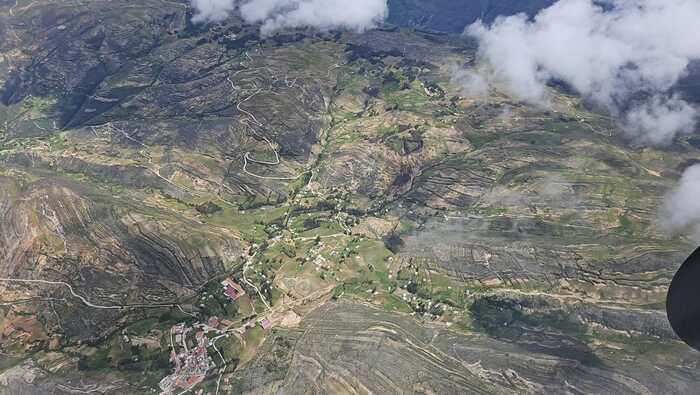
left=0, top=1, right=699, bottom=394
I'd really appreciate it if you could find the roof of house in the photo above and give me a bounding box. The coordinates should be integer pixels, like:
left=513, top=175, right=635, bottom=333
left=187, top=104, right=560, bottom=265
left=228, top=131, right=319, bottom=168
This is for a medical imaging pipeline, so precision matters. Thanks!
left=258, top=318, right=272, bottom=329
left=223, top=286, right=242, bottom=300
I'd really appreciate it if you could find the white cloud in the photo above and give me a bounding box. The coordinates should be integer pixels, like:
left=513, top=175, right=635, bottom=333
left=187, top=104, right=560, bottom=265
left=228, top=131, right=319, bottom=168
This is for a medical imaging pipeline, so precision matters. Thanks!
left=449, top=64, right=490, bottom=97
left=189, top=0, right=388, bottom=36
left=465, top=0, right=700, bottom=144
left=241, top=0, right=388, bottom=36
left=190, top=0, right=236, bottom=23
left=660, top=165, right=700, bottom=242
left=625, top=95, right=698, bottom=145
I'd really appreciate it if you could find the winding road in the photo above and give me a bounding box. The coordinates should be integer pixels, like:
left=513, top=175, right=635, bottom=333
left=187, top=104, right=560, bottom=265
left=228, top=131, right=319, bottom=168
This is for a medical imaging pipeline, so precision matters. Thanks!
left=229, top=52, right=311, bottom=182
left=0, top=277, right=193, bottom=312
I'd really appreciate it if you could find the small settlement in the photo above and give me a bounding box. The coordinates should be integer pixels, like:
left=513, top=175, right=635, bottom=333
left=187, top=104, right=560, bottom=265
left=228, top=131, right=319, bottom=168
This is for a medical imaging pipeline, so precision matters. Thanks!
left=158, top=323, right=215, bottom=394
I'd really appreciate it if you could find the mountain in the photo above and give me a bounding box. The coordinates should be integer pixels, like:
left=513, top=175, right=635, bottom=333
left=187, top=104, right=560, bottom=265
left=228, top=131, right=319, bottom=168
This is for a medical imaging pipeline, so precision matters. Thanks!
left=387, top=0, right=556, bottom=32
left=0, top=1, right=699, bottom=394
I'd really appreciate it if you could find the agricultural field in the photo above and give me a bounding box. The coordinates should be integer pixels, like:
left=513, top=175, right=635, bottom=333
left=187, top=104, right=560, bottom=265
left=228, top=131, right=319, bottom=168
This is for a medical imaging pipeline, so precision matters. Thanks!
left=0, top=1, right=699, bottom=394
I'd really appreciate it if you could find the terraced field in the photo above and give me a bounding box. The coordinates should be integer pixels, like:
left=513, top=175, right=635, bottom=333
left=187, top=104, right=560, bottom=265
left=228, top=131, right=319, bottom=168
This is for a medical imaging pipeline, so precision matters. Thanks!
left=0, top=1, right=699, bottom=394
left=231, top=301, right=698, bottom=394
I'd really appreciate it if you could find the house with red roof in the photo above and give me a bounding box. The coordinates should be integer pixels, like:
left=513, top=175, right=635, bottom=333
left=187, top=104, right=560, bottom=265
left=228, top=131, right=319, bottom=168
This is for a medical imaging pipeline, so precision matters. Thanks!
left=221, top=278, right=246, bottom=301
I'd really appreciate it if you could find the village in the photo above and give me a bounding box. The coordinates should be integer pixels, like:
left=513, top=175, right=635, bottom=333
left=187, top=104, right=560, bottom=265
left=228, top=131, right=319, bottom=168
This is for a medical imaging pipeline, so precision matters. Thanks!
left=157, top=275, right=288, bottom=395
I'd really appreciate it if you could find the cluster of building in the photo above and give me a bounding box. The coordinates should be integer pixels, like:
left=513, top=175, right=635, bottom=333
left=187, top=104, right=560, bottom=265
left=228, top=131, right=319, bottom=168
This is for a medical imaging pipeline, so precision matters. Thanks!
left=157, top=278, right=279, bottom=393
left=159, top=324, right=215, bottom=394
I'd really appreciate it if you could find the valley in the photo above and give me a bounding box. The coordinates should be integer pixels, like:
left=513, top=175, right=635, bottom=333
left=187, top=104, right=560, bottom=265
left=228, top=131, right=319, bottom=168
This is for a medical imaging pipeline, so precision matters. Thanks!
left=0, top=1, right=699, bottom=394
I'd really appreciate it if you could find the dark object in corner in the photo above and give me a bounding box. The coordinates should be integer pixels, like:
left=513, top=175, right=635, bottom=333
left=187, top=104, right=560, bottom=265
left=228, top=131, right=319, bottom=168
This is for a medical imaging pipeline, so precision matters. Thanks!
left=667, top=246, right=700, bottom=352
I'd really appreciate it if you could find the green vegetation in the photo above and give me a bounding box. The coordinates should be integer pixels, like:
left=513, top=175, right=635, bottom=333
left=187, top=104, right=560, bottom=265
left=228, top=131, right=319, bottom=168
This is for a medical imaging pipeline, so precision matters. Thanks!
left=0, top=7, right=693, bottom=393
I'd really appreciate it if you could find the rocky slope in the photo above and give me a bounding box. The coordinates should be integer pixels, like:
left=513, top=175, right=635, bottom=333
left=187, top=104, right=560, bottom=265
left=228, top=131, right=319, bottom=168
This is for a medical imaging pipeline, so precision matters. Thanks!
left=0, top=1, right=699, bottom=394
